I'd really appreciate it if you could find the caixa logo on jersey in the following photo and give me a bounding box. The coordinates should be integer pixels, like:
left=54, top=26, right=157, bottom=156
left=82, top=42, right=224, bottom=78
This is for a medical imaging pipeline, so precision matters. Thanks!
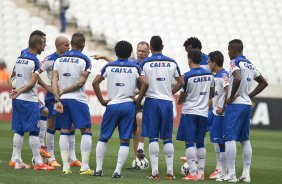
left=59, top=57, right=79, bottom=63
left=251, top=98, right=282, bottom=130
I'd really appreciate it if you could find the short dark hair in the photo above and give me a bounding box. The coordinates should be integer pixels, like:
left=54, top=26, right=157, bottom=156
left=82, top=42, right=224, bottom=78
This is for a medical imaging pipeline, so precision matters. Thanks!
left=115, top=40, right=133, bottom=58
left=71, top=32, right=85, bottom=49
left=30, top=30, right=46, bottom=38
left=150, top=36, right=163, bottom=51
left=188, top=49, right=202, bottom=64
left=209, top=51, right=224, bottom=67
left=183, top=37, right=202, bottom=50
left=29, top=35, right=43, bottom=49
left=137, top=41, right=149, bottom=48
left=229, top=39, right=243, bottom=52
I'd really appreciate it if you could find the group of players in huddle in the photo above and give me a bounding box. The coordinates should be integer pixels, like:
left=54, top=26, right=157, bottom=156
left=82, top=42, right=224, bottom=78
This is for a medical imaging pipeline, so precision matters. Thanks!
left=9, top=30, right=268, bottom=182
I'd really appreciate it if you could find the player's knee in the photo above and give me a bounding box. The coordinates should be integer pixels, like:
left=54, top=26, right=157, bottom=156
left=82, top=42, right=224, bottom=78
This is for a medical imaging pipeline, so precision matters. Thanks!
left=185, top=143, right=194, bottom=149
left=99, top=137, right=109, bottom=143
left=61, top=129, right=71, bottom=133
left=47, top=128, right=56, bottom=135
left=120, top=142, right=130, bottom=147
left=47, top=117, right=55, bottom=129
left=196, top=143, right=205, bottom=149
left=163, top=139, right=173, bottom=145
left=15, top=131, right=24, bottom=136
left=120, top=139, right=130, bottom=143
left=80, top=128, right=91, bottom=134
left=149, top=138, right=158, bottom=143
left=30, top=131, right=39, bottom=136
left=40, top=108, right=49, bottom=117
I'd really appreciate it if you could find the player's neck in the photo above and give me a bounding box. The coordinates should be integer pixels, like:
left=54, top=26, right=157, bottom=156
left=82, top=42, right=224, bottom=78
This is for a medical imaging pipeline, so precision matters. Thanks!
left=118, top=57, right=128, bottom=60
left=214, top=66, right=223, bottom=74
left=151, top=50, right=162, bottom=55
left=28, top=48, right=38, bottom=55
left=190, top=63, right=200, bottom=69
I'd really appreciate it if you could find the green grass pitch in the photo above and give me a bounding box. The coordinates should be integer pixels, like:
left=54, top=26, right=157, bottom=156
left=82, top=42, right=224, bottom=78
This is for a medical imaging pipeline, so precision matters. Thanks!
left=0, top=121, right=281, bottom=184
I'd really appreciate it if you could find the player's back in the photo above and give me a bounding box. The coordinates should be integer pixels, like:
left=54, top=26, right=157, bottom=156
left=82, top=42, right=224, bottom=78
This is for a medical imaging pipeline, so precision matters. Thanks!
left=140, top=53, right=181, bottom=101
left=182, top=67, right=213, bottom=117
left=53, top=50, right=91, bottom=103
left=101, top=59, right=142, bottom=105
left=14, top=51, right=40, bottom=102
left=40, top=53, right=59, bottom=100
left=228, top=56, right=261, bottom=105
left=200, top=53, right=210, bottom=71
left=212, top=69, right=229, bottom=116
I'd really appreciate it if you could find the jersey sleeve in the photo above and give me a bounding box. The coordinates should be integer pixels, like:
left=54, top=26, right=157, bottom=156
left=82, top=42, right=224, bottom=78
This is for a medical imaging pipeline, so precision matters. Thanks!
left=40, top=56, right=51, bottom=72
left=222, top=72, right=229, bottom=87
left=33, top=59, right=40, bottom=74
left=84, top=56, right=92, bottom=72
left=229, top=59, right=240, bottom=73
left=53, top=58, right=59, bottom=71
left=99, top=64, right=108, bottom=78
left=136, top=65, right=144, bottom=78
left=174, top=62, right=181, bottom=77
left=210, top=75, right=215, bottom=88
left=182, top=74, right=189, bottom=92
left=253, top=67, right=261, bottom=78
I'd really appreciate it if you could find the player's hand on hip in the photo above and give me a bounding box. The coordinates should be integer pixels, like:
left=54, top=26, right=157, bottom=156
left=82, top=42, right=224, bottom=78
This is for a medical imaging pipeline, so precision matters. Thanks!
left=132, top=96, right=141, bottom=106
left=101, top=99, right=111, bottom=106
left=216, top=107, right=224, bottom=115
left=54, top=102, right=64, bottom=113
left=9, top=89, right=19, bottom=99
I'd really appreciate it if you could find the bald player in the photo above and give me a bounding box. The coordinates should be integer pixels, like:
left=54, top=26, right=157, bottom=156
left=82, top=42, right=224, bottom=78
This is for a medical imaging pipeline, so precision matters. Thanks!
left=39, top=36, right=81, bottom=167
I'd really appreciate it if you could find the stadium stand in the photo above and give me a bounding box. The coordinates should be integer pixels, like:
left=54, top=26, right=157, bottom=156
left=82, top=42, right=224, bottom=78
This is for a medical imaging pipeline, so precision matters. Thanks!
left=0, top=0, right=108, bottom=87
left=1, top=0, right=282, bottom=90
left=62, top=0, right=282, bottom=84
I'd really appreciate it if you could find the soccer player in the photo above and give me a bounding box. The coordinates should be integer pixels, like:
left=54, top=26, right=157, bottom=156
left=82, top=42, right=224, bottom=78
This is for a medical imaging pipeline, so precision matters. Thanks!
left=222, top=39, right=268, bottom=182
left=92, top=40, right=148, bottom=178
left=92, top=41, right=150, bottom=161
left=183, top=37, right=210, bottom=71
left=39, top=36, right=81, bottom=167
left=10, top=35, right=54, bottom=170
left=140, top=36, right=183, bottom=180
left=9, top=30, right=50, bottom=168
left=52, top=32, right=93, bottom=175
left=176, top=49, right=213, bottom=181
left=207, top=51, right=229, bottom=180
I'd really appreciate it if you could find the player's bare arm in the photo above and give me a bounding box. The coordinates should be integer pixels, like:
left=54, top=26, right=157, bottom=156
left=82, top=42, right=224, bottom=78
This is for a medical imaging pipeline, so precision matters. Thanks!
left=91, top=55, right=114, bottom=63
left=10, top=73, right=38, bottom=99
left=93, top=74, right=111, bottom=106
left=227, top=70, right=241, bottom=104
left=133, top=75, right=149, bottom=105
left=178, top=91, right=187, bottom=105
left=172, top=75, right=184, bottom=95
left=60, top=71, right=90, bottom=96
left=216, top=85, right=229, bottom=115
left=51, top=70, right=63, bottom=113
left=248, top=75, right=268, bottom=99
left=38, top=76, right=53, bottom=93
